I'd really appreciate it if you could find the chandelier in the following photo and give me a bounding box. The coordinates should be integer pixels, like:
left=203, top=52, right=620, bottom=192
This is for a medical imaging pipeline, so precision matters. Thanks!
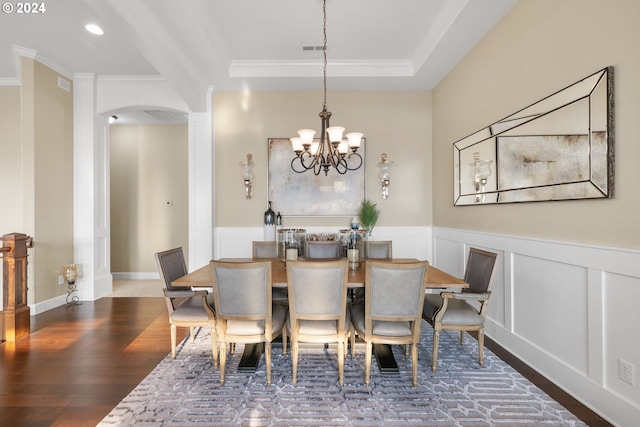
left=290, top=0, right=363, bottom=176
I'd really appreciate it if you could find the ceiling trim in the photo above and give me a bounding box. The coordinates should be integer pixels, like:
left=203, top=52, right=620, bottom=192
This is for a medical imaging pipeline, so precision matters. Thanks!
left=229, top=59, right=415, bottom=78
left=411, top=0, right=469, bottom=71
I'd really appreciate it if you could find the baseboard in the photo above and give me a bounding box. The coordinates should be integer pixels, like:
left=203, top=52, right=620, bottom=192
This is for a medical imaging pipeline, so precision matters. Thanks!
left=112, top=272, right=159, bottom=280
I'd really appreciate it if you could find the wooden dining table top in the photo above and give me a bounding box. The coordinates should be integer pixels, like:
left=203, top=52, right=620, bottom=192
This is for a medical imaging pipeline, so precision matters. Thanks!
left=172, top=258, right=469, bottom=289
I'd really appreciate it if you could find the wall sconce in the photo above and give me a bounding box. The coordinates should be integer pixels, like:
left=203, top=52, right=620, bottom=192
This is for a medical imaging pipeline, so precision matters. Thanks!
left=473, top=152, right=492, bottom=203
left=378, top=153, right=393, bottom=199
left=239, top=153, right=254, bottom=200
left=63, top=264, right=81, bottom=306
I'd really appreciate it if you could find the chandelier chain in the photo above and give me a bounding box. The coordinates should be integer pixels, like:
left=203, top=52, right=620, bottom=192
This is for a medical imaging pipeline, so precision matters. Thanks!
left=322, top=0, right=327, bottom=111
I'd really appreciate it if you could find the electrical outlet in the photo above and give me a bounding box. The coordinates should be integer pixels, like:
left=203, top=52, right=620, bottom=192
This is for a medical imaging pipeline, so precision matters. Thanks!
left=618, top=358, right=635, bottom=386
left=58, top=275, right=64, bottom=285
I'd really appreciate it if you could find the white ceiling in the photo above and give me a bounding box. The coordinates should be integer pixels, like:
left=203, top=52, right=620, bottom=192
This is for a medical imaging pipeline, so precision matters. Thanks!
left=0, top=0, right=516, bottom=118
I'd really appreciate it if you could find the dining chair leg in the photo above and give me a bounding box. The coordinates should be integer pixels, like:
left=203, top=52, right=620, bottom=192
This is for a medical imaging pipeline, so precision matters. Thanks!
left=460, top=330, right=465, bottom=346
left=365, top=341, right=372, bottom=386
left=189, top=326, right=195, bottom=342
left=210, top=329, right=219, bottom=369
left=292, top=340, right=299, bottom=385
left=412, top=343, right=418, bottom=387
left=170, top=324, right=177, bottom=360
left=432, top=330, right=440, bottom=372
left=405, top=344, right=409, bottom=357
left=219, top=341, right=227, bottom=385
left=281, top=329, right=288, bottom=356
left=349, top=325, right=356, bottom=356
left=266, top=342, right=272, bottom=386
left=478, top=328, right=485, bottom=367
left=338, top=341, right=345, bottom=387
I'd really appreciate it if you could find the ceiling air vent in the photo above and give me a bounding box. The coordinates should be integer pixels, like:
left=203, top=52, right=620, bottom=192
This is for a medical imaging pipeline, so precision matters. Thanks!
left=143, top=110, right=187, bottom=124
left=302, top=45, right=325, bottom=52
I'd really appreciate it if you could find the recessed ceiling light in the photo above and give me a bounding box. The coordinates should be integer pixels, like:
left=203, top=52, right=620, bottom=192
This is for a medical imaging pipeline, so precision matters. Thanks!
left=85, top=24, right=104, bottom=35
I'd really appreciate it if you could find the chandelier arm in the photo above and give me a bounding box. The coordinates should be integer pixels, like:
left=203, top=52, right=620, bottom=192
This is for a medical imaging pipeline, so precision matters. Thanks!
left=334, top=157, right=349, bottom=174
left=345, top=152, right=364, bottom=171
left=291, top=156, right=313, bottom=174
left=296, top=150, right=322, bottom=171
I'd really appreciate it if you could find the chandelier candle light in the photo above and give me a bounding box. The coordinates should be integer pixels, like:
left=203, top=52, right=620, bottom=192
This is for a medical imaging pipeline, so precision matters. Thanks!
left=289, top=0, right=363, bottom=176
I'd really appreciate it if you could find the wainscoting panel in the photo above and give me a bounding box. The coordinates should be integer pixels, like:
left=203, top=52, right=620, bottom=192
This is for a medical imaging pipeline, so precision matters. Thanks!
left=512, top=254, right=589, bottom=375
left=214, top=226, right=432, bottom=261
left=432, top=227, right=640, bottom=427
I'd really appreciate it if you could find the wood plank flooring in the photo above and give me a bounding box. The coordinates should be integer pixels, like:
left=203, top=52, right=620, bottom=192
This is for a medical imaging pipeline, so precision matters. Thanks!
left=1, top=297, right=611, bottom=426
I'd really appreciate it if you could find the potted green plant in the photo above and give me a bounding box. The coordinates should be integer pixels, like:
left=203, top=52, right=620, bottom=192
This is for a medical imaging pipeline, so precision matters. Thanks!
left=357, top=199, right=379, bottom=236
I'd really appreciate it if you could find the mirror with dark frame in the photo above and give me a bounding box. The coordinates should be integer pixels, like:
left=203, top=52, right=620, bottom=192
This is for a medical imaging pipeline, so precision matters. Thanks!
left=453, top=67, right=614, bottom=205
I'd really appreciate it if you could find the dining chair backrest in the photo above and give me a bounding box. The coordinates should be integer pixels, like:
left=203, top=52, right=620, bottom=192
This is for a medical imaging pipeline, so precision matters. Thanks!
left=155, top=247, right=188, bottom=292
left=210, top=261, right=271, bottom=319
left=463, top=248, right=498, bottom=295
left=287, top=259, right=348, bottom=320
left=366, top=260, right=428, bottom=322
left=252, top=241, right=278, bottom=259
left=366, top=240, right=392, bottom=259
left=305, top=240, right=341, bottom=259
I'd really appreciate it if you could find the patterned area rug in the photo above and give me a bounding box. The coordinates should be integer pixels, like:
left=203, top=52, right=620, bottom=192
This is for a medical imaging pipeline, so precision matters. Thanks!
left=99, top=322, right=585, bottom=426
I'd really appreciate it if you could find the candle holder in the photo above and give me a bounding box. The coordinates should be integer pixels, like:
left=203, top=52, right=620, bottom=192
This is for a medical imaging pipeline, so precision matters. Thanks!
left=347, top=230, right=363, bottom=270
left=63, top=264, right=82, bottom=306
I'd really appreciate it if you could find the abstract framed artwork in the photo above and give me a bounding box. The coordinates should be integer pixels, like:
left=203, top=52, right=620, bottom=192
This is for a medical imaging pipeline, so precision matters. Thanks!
left=267, top=138, right=366, bottom=216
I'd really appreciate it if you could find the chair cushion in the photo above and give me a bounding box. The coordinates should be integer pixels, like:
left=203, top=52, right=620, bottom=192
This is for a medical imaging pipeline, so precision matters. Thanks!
left=170, top=297, right=212, bottom=322
left=350, top=304, right=412, bottom=337
left=423, top=294, right=484, bottom=326
left=226, top=319, right=265, bottom=335
left=225, top=304, right=287, bottom=336
left=287, top=310, right=351, bottom=335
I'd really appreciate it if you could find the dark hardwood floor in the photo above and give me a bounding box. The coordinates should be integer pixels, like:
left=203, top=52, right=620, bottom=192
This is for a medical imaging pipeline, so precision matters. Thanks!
left=1, top=297, right=611, bottom=427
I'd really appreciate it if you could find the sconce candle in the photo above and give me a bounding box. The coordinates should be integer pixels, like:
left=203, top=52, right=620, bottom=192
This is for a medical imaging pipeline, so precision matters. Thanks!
left=239, top=153, right=254, bottom=199
left=473, top=152, right=492, bottom=192
left=473, top=152, right=492, bottom=203
left=378, top=153, right=393, bottom=199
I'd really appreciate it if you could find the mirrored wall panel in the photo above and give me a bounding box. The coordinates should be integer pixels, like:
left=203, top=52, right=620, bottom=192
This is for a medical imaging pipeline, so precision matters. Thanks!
left=453, top=67, right=614, bottom=205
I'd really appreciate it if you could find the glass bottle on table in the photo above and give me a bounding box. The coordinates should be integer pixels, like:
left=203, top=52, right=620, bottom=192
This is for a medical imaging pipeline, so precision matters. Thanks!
left=264, top=201, right=276, bottom=241
left=348, top=230, right=361, bottom=270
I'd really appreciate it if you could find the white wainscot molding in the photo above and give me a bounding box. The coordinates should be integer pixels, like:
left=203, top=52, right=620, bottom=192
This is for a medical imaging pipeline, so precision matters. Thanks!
left=432, top=227, right=640, bottom=427
left=214, top=226, right=432, bottom=261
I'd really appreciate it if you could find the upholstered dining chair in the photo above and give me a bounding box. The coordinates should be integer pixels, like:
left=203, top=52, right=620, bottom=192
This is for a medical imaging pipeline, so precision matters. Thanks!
left=366, top=240, right=392, bottom=259
left=252, top=241, right=287, bottom=304
left=350, top=260, right=428, bottom=386
left=353, top=240, right=393, bottom=304
left=252, top=240, right=278, bottom=259
left=305, top=240, right=342, bottom=259
left=286, top=259, right=350, bottom=386
left=422, top=247, right=498, bottom=372
left=210, top=260, right=287, bottom=386
left=155, top=247, right=218, bottom=367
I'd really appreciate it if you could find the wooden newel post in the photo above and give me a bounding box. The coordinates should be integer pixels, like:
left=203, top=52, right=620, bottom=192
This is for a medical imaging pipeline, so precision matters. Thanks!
left=1, top=233, right=33, bottom=342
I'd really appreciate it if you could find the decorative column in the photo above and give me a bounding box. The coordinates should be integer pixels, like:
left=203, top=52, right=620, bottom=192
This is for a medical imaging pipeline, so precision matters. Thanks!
left=1, top=233, right=33, bottom=341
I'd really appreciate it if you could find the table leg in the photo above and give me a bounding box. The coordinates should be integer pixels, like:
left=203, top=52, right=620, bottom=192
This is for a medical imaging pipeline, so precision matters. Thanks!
left=374, top=344, right=399, bottom=374
left=237, top=343, right=263, bottom=372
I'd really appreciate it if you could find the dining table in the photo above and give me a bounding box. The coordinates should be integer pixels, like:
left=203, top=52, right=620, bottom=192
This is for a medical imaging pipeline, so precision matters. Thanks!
left=172, top=258, right=469, bottom=374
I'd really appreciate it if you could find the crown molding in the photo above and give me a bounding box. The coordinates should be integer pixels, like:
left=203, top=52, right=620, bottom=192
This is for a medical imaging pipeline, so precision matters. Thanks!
left=229, top=59, right=414, bottom=78
left=0, top=78, right=20, bottom=86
